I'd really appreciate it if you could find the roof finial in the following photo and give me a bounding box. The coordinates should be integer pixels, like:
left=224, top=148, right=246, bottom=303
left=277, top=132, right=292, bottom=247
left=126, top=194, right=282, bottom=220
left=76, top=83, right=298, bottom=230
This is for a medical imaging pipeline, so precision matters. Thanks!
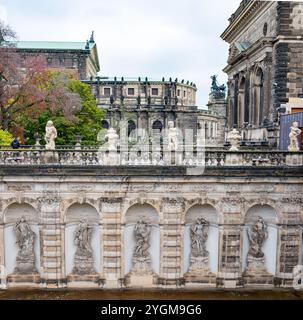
left=85, top=40, right=90, bottom=49
left=89, top=31, right=95, bottom=43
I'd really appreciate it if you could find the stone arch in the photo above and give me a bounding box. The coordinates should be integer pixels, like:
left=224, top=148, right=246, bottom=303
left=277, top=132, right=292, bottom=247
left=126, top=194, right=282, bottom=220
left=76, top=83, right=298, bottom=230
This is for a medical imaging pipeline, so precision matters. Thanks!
left=242, top=200, right=281, bottom=223
left=3, top=203, right=41, bottom=276
left=242, top=204, right=278, bottom=275
left=122, top=199, right=161, bottom=223
left=183, top=204, right=219, bottom=274
left=123, top=203, right=160, bottom=276
left=64, top=203, right=101, bottom=276
left=128, top=120, right=136, bottom=137
left=152, top=120, right=163, bottom=132
left=60, top=199, right=101, bottom=224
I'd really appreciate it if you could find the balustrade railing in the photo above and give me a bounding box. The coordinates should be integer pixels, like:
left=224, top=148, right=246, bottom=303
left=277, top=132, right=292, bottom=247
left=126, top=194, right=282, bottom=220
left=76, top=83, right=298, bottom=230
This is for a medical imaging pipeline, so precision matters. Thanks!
left=0, top=148, right=301, bottom=167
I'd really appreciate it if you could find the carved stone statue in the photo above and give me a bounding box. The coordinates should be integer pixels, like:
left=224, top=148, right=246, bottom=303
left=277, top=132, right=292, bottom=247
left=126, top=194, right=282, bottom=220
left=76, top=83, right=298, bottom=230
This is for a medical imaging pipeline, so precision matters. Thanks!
left=72, top=219, right=96, bottom=275
left=190, top=217, right=209, bottom=258
left=247, top=217, right=268, bottom=259
left=131, top=219, right=152, bottom=274
left=186, top=217, right=214, bottom=277
left=288, top=121, right=301, bottom=151
left=105, top=127, right=119, bottom=151
left=210, top=75, right=226, bottom=93
left=44, top=120, right=57, bottom=150
left=13, top=216, right=37, bottom=274
left=167, top=121, right=178, bottom=151
left=133, top=220, right=151, bottom=259
left=227, top=128, right=241, bottom=151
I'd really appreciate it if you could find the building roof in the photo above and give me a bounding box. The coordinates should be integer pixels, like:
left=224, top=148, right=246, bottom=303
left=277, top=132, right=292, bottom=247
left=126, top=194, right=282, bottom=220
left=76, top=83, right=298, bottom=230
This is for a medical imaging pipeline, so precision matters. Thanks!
left=13, top=41, right=95, bottom=51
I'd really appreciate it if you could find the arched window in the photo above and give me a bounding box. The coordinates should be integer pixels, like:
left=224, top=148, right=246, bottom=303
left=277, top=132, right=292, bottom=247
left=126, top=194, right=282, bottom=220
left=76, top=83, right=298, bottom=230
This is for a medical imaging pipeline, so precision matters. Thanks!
left=238, top=77, right=246, bottom=126
left=101, top=120, right=109, bottom=129
left=128, top=120, right=136, bottom=137
left=254, top=68, right=264, bottom=126
left=152, top=120, right=163, bottom=132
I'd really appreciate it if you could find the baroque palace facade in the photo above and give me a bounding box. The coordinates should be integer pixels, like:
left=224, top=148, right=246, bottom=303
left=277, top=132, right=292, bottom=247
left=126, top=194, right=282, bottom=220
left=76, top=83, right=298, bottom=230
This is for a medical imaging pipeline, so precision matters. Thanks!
left=222, top=0, right=303, bottom=148
left=0, top=1, right=302, bottom=290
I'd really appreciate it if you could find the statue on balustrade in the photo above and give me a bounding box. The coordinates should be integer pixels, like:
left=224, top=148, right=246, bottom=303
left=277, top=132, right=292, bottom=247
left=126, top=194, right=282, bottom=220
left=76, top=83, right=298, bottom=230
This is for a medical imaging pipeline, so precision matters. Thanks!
left=190, top=217, right=209, bottom=258
left=72, top=219, right=96, bottom=275
left=105, top=127, right=119, bottom=151
left=247, top=217, right=268, bottom=259
left=44, top=120, right=57, bottom=150
left=288, top=121, right=301, bottom=151
left=167, top=121, right=178, bottom=151
left=13, top=216, right=37, bottom=274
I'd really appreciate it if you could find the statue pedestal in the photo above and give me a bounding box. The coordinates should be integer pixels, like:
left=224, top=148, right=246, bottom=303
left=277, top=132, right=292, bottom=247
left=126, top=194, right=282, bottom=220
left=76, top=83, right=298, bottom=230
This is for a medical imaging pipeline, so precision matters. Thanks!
left=125, top=257, right=157, bottom=288
left=67, top=273, right=104, bottom=288
left=7, top=272, right=41, bottom=287
left=184, top=256, right=216, bottom=286
left=243, top=256, right=273, bottom=285
left=72, top=254, right=95, bottom=275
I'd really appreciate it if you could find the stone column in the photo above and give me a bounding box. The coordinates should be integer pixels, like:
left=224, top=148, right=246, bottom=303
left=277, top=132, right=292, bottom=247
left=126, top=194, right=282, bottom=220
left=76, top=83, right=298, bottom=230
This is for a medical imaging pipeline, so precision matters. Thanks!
left=38, top=192, right=62, bottom=288
left=159, top=198, right=183, bottom=286
left=275, top=208, right=302, bottom=287
left=217, top=199, right=243, bottom=288
left=101, top=197, right=123, bottom=288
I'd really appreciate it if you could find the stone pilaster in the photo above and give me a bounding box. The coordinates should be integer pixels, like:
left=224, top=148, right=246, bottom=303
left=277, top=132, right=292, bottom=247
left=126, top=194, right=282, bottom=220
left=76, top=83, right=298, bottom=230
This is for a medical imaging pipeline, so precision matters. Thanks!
left=159, top=198, right=184, bottom=286
left=217, top=203, right=243, bottom=288
left=38, top=192, right=62, bottom=288
left=101, top=197, right=123, bottom=288
left=275, top=210, right=302, bottom=287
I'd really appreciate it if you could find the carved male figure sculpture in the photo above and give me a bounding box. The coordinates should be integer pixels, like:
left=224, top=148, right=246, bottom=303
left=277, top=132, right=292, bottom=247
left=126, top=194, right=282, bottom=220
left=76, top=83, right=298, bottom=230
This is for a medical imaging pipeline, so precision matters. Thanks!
left=44, top=120, right=57, bottom=150
left=167, top=121, right=178, bottom=151
left=247, top=217, right=268, bottom=258
left=72, top=219, right=95, bottom=274
left=133, top=220, right=151, bottom=259
left=190, top=217, right=209, bottom=258
left=13, top=216, right=37, bottom=274
left=288, top=121, right=301, bottom=151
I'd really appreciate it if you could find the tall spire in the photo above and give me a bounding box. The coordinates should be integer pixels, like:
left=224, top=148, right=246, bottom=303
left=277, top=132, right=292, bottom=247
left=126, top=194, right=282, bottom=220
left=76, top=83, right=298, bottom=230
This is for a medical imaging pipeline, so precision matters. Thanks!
left=89, top=31, right=95, bottom=43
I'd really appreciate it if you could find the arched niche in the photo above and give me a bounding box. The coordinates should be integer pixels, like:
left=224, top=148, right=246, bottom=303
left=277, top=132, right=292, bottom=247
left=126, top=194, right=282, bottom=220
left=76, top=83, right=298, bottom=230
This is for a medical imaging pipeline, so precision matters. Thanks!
left=3, top=203, right=40, bottom=275
left=183, top=204, right=219, bottom=274
left=123, top=204, right=160, bottom=276
left=242, top=204, right=278, bottom=274
left=64, top=203, right=101, bottom=275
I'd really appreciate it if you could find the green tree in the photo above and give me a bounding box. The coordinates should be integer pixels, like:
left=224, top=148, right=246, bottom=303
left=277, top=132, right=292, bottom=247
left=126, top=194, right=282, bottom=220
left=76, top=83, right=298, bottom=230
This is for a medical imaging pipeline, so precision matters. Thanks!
left=19, top=80, right=104, bottom=146
left=0, top=129, right=13, bottom=145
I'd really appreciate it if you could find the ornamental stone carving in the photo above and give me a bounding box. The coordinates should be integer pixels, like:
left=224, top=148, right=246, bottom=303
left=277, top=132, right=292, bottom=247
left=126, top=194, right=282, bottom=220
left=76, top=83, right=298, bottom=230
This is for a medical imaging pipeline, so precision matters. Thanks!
left=72, top=220, right=96, bottom=275
left=131, top=220, right=152, bottom=274
left=245, top=217, right=270, bottom=275
left=167, top=121, right=178, bottom=151
left=227, top=128, right=241, bottom=151
left=13, top=216, right=37, bottom=274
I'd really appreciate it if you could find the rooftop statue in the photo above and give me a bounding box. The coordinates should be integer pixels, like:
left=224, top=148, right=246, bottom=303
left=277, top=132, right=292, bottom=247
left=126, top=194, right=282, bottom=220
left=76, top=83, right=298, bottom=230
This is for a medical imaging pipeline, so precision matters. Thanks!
left=167, top=121, right=178, bottom=151
left=210, top=75, right=226, bottom=93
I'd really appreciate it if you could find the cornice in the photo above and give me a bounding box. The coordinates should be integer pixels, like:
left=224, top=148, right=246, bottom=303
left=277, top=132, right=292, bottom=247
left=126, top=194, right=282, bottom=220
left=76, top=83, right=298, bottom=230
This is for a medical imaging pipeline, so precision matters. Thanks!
left=221, top=1, right=269, bottom=43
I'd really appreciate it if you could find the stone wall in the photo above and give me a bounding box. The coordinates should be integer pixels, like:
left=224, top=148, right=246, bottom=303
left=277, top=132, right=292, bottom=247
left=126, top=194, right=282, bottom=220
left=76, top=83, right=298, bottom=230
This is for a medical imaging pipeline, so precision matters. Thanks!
left=0, top=165, right=301, bottom=289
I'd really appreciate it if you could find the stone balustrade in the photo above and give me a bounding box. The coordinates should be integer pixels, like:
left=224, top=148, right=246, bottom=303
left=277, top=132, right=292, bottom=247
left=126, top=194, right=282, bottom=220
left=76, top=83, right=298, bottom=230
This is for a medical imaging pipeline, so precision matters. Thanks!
left=0, top=148, right=301, bottom=167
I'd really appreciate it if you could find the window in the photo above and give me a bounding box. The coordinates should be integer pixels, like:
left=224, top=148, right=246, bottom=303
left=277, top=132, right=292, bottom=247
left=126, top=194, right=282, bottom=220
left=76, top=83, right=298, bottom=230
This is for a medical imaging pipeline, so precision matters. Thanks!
left=104, top=88, right=111, bottom=97
left=151, top=88, right=159, bottom=96
left=177, top=89, right=180, bottom=96
left=183, top=91, right=186, bottom=97
left=128, top=88, right=135, bottom=95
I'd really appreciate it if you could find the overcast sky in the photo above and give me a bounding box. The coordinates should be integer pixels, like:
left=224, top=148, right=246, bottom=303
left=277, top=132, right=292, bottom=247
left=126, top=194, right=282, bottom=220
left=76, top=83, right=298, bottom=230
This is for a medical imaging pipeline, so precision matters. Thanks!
left=0, top=0, right=240, bottom=107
